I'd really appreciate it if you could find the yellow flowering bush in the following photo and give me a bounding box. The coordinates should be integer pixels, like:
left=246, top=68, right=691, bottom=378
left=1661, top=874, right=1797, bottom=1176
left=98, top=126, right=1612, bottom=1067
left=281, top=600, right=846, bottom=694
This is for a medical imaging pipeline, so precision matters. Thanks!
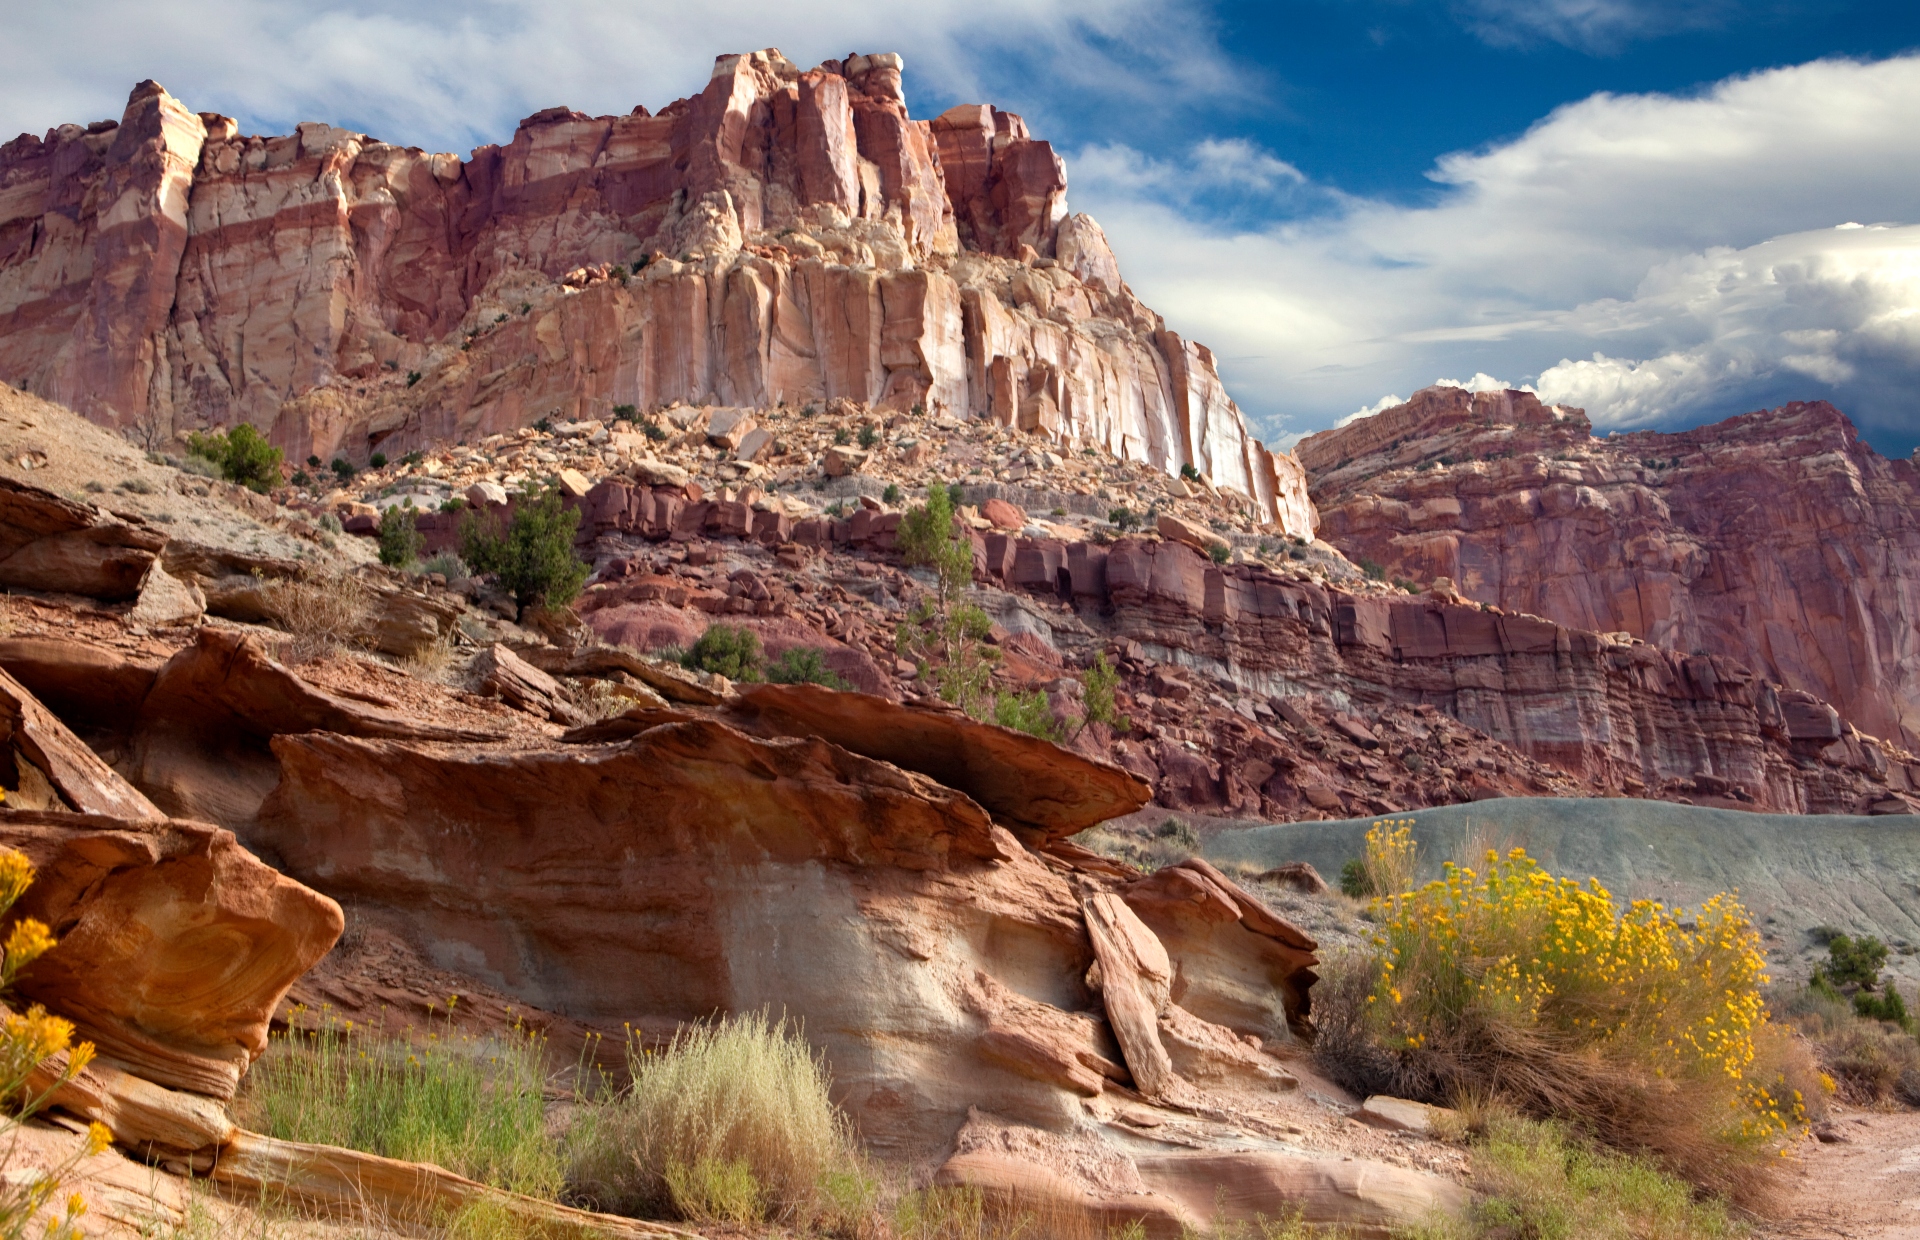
left=0, top=846, right=111, bottom=1240
left=1319, top=823, right=1808, bottom=1204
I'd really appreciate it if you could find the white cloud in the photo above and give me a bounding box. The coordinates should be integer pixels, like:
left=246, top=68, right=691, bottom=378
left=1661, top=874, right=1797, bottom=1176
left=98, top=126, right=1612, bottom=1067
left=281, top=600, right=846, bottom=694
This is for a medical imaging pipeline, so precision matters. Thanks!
left=1445, top=0, right=1736, bottom=53
left=1067, top=54, right=1920, bottom=447
left=0, top=0, right=1233, bottom=155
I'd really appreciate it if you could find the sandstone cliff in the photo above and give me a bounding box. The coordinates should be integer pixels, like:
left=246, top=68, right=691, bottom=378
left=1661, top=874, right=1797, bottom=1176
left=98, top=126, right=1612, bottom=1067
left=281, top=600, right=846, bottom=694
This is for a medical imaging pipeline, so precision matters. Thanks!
left=0, top=52, right=1308, bottom=527
left=1299, top=388, right=1920, bottom=752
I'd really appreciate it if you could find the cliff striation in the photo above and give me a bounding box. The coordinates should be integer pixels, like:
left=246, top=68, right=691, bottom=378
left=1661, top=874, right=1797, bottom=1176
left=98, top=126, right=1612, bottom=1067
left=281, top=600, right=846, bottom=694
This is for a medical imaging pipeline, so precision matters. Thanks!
left=1300, top=388, right=1920, bottom=751
left=0, top=52, right=1308, bottom=527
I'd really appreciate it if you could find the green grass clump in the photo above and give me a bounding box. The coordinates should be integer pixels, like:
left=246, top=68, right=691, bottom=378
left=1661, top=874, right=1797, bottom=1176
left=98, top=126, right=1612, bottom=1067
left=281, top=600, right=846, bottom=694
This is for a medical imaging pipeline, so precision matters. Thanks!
left=238, top=1009, right=562, bottom=1198
left=1404, top=1115, right=1739, bottom=1240
left=564, top=1012, right=867, bottom=1227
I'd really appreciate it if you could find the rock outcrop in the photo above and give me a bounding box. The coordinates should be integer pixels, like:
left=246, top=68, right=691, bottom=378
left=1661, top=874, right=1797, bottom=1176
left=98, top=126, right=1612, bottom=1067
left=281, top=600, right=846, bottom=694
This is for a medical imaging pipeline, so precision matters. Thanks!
left=0, top=55, right=1308, bottom=527
left=0, top=809, right=341, bottom=1099
left=1300, top=390, right=1920, bottom=751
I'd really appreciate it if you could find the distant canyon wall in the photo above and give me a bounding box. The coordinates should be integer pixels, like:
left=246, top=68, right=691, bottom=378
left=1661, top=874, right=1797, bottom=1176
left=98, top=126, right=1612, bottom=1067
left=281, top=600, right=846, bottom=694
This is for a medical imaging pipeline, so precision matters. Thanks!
left=1299, top=388, right=1920, bottom=751
left=0, top=52, right=1309, bottom=530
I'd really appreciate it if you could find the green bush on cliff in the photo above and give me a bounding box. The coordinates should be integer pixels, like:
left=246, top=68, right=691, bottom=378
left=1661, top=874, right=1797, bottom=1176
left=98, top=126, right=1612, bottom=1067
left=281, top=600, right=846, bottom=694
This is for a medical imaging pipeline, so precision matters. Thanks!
left=684, top=624, right=764, bottom=681
left=184, top=423, right=284, bottom=492
left=458, top=485, right=589, bottom=609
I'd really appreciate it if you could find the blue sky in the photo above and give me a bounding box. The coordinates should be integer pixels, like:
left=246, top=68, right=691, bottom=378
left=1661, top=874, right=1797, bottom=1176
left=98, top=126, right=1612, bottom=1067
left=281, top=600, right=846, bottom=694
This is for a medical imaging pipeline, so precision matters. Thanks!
left=5, top=0, right=1920, bottom=452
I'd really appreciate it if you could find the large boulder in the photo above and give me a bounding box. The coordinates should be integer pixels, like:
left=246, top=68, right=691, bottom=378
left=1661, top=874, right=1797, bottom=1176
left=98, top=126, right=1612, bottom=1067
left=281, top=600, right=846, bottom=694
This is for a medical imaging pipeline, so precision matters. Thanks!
left=0, top=811, right=342, bottom=1099
left=129, top=626, right=500, bottom=824
left=0, top=477, right=166, bottom=600
left=726, top=682, right=1151, bottom=838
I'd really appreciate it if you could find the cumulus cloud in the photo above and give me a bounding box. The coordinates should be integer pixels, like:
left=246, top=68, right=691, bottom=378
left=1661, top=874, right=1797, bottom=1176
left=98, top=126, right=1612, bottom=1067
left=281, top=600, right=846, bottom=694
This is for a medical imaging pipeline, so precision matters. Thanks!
left=1067, top=53, right=1920, bottom=450
left=0, top=0, right=1233, bottom=154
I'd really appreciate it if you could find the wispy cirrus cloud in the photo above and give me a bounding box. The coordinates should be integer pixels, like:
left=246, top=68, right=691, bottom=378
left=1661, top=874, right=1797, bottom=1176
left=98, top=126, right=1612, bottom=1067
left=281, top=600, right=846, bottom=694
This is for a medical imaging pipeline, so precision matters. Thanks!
left=0, top=0, right=1238, bottom=154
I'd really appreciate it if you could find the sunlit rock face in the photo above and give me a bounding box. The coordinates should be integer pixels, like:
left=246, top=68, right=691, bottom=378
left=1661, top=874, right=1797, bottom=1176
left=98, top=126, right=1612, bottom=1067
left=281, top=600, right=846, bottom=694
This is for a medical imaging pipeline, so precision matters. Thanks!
left=1302, top=388, right=1920, bottom=753
left=0, top=52, right=1310, bottom=532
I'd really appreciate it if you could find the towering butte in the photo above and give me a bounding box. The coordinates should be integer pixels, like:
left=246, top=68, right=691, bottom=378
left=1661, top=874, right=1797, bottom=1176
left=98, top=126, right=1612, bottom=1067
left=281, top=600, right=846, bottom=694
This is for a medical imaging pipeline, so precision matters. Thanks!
left=0, top=50, right=1309, bottom=527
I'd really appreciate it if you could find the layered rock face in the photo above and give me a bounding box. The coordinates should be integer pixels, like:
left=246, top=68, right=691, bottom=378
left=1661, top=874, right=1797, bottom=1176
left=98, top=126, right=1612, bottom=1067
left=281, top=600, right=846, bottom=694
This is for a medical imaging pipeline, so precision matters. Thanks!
left=1300, top=389, right=1920, bottom=751
left=0, top=52, right=1306, bottom=526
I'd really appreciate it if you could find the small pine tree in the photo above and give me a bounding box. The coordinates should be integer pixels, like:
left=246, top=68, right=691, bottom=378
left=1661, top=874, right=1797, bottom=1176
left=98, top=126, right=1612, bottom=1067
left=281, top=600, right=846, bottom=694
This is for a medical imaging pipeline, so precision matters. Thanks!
left=185, top=424, right=284, bottom=492
left=376, top=506, right=423, bottom=568
left=1827, top=934, right=1891, bottom=988
left=896, top=483, right=999, bottom=718
left=1080, top=652, right=1129, bottom=732
left=459, top=486, right=589, bottom=609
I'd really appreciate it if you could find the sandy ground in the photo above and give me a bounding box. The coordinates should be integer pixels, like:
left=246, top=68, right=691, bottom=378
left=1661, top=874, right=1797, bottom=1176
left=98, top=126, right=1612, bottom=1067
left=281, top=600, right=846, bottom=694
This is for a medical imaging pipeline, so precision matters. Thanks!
left=1765, top=1109, right=1920, bottom=1239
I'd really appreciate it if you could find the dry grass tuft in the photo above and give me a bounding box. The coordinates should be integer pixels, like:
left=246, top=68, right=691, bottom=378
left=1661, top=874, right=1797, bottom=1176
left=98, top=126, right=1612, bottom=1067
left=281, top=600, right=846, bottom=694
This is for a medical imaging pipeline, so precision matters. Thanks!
left=262, top=572, right=373, bottom=662
left=564, top=1011, right=866, bottom=1227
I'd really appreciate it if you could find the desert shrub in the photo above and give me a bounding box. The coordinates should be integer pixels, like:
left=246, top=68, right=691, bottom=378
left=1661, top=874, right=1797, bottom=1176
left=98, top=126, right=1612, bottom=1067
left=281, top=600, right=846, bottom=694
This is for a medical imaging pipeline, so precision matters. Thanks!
left=459, top=487, right=589, bottom=609
left=1854, top=979, right=1912, bottom=1029
left=177, top=453, right=220, bottom=479
left=1208, top=543, right=1231, bottom=565
left=420, top=551, right=469, bottom=581
left=377, top=505, right=423, bottom=568
left=1315, top=822, right=1805, bottom=1205
left=1821, top=933, right=1889, bottom=988
left=683, top=624, right=763, bottom=681
left=765, top=647, right=849, bottom=689
left=184, top=423, right=284, bottom=492
left=240, top=1007, right=560, bottom=1197
left=1108, top=506, right=1140, bottom=531
left=882, top=483, right=903, bottom=505
left=262, top=572, right=372, bottom=662
left=857, top=424, right=878, bottom=449
left=1402, top=1114, right=1739, bottom=1240
left=565, top=1012, right=862, bottom=1226
left=1080, top=652, right=1127, bottom=730
left=833, top=427, right=851, bottom=446
left=330, top=457, right=356, bottom=479
left=993, top=688, right=1063, bottom=741
left=1778, top=981, right=1920, bottom=1105
left=1337, top=819, right=1417, bottom=901
left=1358, top=557, right=1387, bottom=581
left=369, top=451, right=388, bottom=469
left=1180, top=462, right=1200, bottom=481
left=0, top=848, right=115, bottom=1240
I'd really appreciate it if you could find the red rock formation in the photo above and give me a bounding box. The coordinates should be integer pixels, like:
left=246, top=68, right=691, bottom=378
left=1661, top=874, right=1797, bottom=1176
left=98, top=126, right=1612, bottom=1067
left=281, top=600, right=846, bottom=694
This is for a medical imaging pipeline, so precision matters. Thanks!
left=560, top=493, right=1919, bottom=816
left=0, top=809, right=342, bottom=1099
left=0, top=54, right=1307, bottom=527
left=1300, top=389, right=1920, bottom=750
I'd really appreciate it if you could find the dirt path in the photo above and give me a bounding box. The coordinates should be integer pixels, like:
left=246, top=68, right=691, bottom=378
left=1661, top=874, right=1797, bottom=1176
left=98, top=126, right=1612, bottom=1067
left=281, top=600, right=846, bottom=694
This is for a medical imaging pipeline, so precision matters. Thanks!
left=1765, top=1110, right=1920, bottom=1238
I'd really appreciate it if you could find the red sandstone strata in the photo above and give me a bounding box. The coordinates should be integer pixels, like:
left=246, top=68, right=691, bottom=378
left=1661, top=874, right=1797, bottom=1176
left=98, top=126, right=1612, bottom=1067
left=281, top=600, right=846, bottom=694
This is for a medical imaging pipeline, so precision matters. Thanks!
left=0, top=53, right=1308, bottom=528
left=1300, top=388, right=1920, bottom=752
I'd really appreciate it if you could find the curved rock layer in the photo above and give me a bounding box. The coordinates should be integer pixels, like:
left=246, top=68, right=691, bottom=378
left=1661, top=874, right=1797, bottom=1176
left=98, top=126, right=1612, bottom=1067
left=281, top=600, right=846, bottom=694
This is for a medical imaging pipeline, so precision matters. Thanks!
left=1300, top=388, right=1920, bottom=750
left=0, top=54, right=1306, bottom=526
left=0, top=809, right=341, bottom=1099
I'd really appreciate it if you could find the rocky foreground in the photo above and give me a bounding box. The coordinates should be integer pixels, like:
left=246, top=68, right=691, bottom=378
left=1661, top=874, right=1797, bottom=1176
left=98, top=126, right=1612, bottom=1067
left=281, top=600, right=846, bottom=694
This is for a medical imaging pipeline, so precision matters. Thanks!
left=0, top=388, right=1486, bottom=1238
